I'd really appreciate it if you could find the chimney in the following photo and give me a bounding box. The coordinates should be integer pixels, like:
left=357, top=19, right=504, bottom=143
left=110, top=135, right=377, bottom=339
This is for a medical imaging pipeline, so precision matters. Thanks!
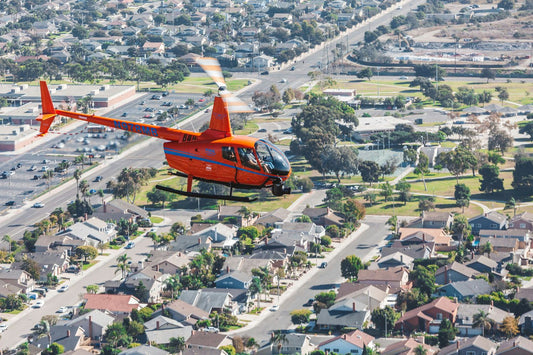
left=283, top=248, right=287, bottom=254
left=400, top=254, right=403, bottom=264
left=352, top=302, right=356, bottom=312
left=67, top=330, right=71, bottom=337
left=444, top=265, right=449, bottom=284
left=198, top=237, right=201, bottom=245
left=103, top=200, right=106, bottom=213
left=422, top=233, right=426, bottom=242
left=491, top=300, right=494, bottom=307
left=89, top=315, right=93, bottom=339
left=156, top=321, right=160, bottom=330
left=457, top=341, right=460, bottom=350
left=178, top=252, right=181, bottom=257
left=226, top=266, right=230, bottom=273
left=343, top=334, right=347, bottom=339
left=265, top=238, right=268, bottom=245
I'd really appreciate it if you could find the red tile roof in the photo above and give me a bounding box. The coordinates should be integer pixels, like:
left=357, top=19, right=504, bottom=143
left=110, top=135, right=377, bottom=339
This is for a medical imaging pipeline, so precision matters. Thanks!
left=397, top=297, right=458, bottom=324
left=319, top=330, right=374, bottom=348
left=84, top=294, right=140, bottom=313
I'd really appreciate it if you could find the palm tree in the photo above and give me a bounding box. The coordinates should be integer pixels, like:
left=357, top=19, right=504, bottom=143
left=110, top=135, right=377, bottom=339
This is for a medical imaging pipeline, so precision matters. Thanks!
left=504, top=197, right=517, bottom=217
left=164, top=275, right=181, bottom=300
left=74, top=169, right=82, bottom=198
left=116, top=254, right=130, bottom=264
left=272, top=331, right=287, bottom=354
left=480, top=242, right=494, bottom=258
left=79, top=180, right=89, bottom=199
left=115, top=262, right=130, bottom=280
left=414, top=345, right=427, bottom=355
left=2, top=235, right=11, bottom=253
left=473, top=310, right=495, bottom=336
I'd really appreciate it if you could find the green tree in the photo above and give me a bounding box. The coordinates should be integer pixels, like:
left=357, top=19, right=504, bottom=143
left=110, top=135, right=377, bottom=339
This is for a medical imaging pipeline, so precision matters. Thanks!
left=438, top=318, right=456, bottom=348
left=21, top=257, right=40, bottom=280
left=414, top=345, right=427, bottom=355
left=504, top=197, right=517, bottom=217
left=42, top=343, right=64, bottom=355
left=371, top=306, right=400, bottom=337
left=396, top=180, right=411, bottom=205
left=86, top=285, right=99, bottom=294
left=520, top=122, right=533, bottom=141
left=343, top=198, right=366, bottom=223
left=290, top=309, right=312, bottom=324
left=480, top=242, right=494, bottom=258
left=473, top=310, right=495, bottom=336
left=104, top=322, right=131, bottom=348
left=513, top=155, right=533, bottom=194
left=358, top=67, right=373, bottom=81
left=168, top=337, right=185, bottom=353
left=380, top=182, right=393, bottom=202
left=410, top=265, right=436, bottom=297
left=74, top=245, right=98, bottom=263
left=454, top=184, right=471, bottom=213
left=359, top=160, right=381, bottom=185
left=481, top=68, right=496, bottom=83
left=146, top=187, right=171, bottom=208
left=340, top=255, right=363, bottom=281
left=479, top=164, right=504, bottom=193
left=452, top=214, right=471, bottom=243
left=170, top=222, right=186, bottom=237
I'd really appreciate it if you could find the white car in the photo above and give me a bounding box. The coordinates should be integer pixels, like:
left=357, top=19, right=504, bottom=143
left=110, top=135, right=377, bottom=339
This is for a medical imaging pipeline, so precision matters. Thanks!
left=58, top=284, right=69, bottom=292
left=399, top=76, right=409, bottom=80
left=204, top=327, right=219, bottom=333
left=270, top=305, right=279, bottom=312
left=33, top=300, right=44, bottom=308
left=0, top=323, right=7, bottom=332
left=57, top=306, right=68, bottom=313
left=33, top=202, right=45, bottom=208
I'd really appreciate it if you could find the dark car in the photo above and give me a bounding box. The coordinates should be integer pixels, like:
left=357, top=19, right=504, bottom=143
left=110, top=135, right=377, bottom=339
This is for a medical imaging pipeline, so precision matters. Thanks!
left=290, top=66, right=295, bottom=71
left=258, top=128, right=267, bottom=132
left=94, top=176, right=103, bottom=182
left=4, top=201, right=15, bottom=206
left=260, top=71, right=269, bottom=75
left=304, top=298, right=314, bottom=307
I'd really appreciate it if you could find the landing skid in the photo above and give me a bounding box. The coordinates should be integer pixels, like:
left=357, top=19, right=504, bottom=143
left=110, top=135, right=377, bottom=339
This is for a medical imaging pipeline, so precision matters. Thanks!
left=155, top=184, right=257, bottom=202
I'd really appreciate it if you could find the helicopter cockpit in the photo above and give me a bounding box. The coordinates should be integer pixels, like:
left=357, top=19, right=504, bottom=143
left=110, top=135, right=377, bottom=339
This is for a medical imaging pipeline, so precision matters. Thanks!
left=254, top=139, right=291, bottom=176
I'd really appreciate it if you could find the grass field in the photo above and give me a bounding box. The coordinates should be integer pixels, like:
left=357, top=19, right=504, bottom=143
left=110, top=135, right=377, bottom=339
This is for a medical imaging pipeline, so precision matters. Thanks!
left=363, top=195, right=483, bottom=217
left=314, top=79, right=533, bottom=105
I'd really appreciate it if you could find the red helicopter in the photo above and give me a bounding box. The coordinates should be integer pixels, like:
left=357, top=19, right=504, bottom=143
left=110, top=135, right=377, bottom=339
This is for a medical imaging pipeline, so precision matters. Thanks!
left=37, top=58, right=292, bottom=202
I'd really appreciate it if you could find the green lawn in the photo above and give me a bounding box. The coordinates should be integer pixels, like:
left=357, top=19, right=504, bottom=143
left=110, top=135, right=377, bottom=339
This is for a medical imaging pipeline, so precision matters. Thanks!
left=363, top=195, right=483, bottom=217
left=82, top=260, right=98, bottom=271
left=150, top=216, right=164, bottom=224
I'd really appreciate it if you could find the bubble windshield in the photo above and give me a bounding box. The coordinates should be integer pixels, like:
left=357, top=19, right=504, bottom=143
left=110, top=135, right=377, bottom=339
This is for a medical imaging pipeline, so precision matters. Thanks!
left=255, top=140, right=291, bottom=175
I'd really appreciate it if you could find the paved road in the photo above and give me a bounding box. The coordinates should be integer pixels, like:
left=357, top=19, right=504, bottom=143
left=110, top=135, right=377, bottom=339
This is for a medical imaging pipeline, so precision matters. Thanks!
left=231, top=215, right=391, bottom=345
left=0, top=234, right=154, bottom=350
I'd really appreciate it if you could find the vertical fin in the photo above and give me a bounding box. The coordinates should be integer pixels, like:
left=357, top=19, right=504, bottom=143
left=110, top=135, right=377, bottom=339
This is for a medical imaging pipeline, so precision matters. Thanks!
left=209, top=96, right=232, bottom=136
left=36, top=81, right=57, bottom=136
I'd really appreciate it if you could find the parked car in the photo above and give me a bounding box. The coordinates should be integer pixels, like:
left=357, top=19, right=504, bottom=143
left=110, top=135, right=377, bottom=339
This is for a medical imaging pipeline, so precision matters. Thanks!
left=260, top=70, right=269, bottom=75
left=319, top=262, right=328, bottom=268
left=57, top=306, right=68, bottom=313
left=28, top=165, right=36, bottom=171
left=125, top=241, right=135, bottom=249
left=304, top=298, right=314, bottom=307
left=258, top=128, right=267, bottom=132
left=270, top=305, right=279, bottom=312
left=33, top=202, right=45, bottom=208
left=5, top=201, right=15, bottom=206
left=0, top=323, right=7, bottom=333
left=33, top=300, right=44, bottom=308
left=204, top=327, right=220, bottom=333
left=58, top=284, right=69, bottom=292
left=94, top=176, right=103, bottom=182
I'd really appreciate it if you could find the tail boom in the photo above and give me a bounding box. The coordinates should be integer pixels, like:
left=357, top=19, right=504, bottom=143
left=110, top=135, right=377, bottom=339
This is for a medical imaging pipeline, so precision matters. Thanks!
left=37, top=81, right=57, bottom=136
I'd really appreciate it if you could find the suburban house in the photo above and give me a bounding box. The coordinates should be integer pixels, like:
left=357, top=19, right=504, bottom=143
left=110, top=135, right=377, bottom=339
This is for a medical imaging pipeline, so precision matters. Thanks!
left=377, top=252, right=414, bottom=270
left=316, top=302, right=370, bottom=331
left=318, top=329, right=374, bottom=355
left=395, top=297, right=459, bottom=333
left=456, top=304, right=513, bottom=337
left=435, top=262, right=480, bottom=285
left=144, top=315, right=193, bottom=345
left=509, top=212, right=533, bottom=231
left=496, top=336, right=533, bottom=355
left=479, top=229, right=531, bottom=243
left=357, top=266, right=411, bottom=293
left=120, top=345, right=169, bottom=355
left=469, top=212, right=508, bottom=235
left=192, top=223, right=238, bottom=249
left=466, top=255, right=499, bottom=274
left=186, top=331, right=233, bottom=351
left=60, top=309, right=115, bottom=341
left=146, top=251, right=192, bottom=275
left=381, top=241, right=435, bottom=260
left=179, top=289, right=234, bottom=315
left=34, top=234, right=86, bottom=253
left=302, top=207, right=344, bottom=227
left=59, top=217, right=116, bottom=246
left=15, top=251, right=69, bottom=282
left=33, top=325, right=88, bottom=352
left=270, top=222, right=326, bottom=251
left=398, top=228, right=452, bottom=246
left=439, top=335, right=498, bottom=355
left=335, top=284, right=389, bottom=312
left=83, top=294, right=142, bottom=315
left=478, top=237, right=518, bottom=253
left=406, top=211, right=454, bottom=229
left=92, top=199, right=149, bottom=222
left=217, top=205, right=257, bottom=227
left=259, top=334, right=315, bottom=355
left=255, top=208, right=289, bottom=227
left=438, top=279, right=493, bottom=301
left=0, top=268, right=34, bottom=294
left=168, top=235, right=212, bottom=253
left=124, top=267, right=170, bottom=303
left=214, top=270, right=253, bottom=289
left=155, top=299, right=209, bottom=326
left=381, top=338, right=437, bottom=355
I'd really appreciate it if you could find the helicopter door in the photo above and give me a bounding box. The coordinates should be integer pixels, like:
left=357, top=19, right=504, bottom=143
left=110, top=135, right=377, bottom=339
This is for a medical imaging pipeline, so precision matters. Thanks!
left=222, top=146, right=238, bottom=184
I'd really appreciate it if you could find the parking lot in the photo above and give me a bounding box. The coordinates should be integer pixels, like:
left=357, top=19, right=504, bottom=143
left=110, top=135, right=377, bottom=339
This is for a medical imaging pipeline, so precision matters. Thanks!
left=0, top=91, right=210, bottom=209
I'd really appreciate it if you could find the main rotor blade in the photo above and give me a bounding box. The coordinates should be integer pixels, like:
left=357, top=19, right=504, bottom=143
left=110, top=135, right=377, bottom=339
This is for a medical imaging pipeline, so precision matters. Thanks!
left=196, top=57, right=226, bottom=89
left=220, top=91, right=254, bottom=113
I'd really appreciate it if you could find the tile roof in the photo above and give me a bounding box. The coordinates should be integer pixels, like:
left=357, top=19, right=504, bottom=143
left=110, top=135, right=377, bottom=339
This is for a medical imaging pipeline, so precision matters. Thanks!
left=83, top=294, right=140, bottom=313
left=382, top=338, right=437, bottom=355
left=318, top=329, right=374, bottom=348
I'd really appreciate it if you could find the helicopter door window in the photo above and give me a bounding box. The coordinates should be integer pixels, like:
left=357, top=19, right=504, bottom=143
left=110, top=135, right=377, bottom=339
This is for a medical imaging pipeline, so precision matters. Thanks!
left=238, top=147, right=260, bottom=171
left=222, top=146, right=237, bottom=162
left=255, top=141, right=274, bottom=173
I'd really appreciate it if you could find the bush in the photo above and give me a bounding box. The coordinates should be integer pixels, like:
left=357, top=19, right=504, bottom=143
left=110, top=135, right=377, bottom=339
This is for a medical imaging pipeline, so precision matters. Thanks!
left=290, top=309, right=312, bottom=324
left=425, top=335, right=439, bottom=346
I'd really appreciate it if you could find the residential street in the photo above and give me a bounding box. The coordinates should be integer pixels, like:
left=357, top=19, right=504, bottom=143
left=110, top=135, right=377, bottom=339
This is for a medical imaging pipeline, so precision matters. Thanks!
left=230, top=215, right=392, bottom=345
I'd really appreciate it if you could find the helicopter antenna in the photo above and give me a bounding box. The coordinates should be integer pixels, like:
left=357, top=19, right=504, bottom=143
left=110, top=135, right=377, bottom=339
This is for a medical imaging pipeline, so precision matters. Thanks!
left=196, top=57, right=252, bottom=113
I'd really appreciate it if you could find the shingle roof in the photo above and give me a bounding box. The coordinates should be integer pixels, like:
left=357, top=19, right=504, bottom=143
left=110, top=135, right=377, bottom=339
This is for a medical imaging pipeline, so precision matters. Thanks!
left=469, top=211, right=507, bottom=225
left=457, top=304, right=513, bottom=326
left=337, top=282, right=390, bottom=300
left=318, top=329, right=374, bottom=348
left=144, top=315, right=184, bottom=330
left=512, top=212, right=533, bottom=223
left=119, top=345, right=169, bottom=355
left=215, top=270, right=252, bottom=284
left=186, top=331, right=228, bottom=348
left=436, top=262, right=479, bottom=279
left=479, top=229, right=530, bottom=238
left=479, top=237, right=518, bottom=248
left=358, top=266, right=408, bottom=282
left=145, top=326, right=193, bottom=345
left=397, top=297, right=458, bottom=324
left=166, top=299, right=209, bottom=319
left=381, top=338, right=436, bottom=355
left=439, top=278, right=492, bottom=298
left=439, top=335, right=497, bottom=355
left=179, top=289, right=230, bottom=313
left=317, top=309, right=368, bottom=328
left=64, top=309, right=115, bottom=328
left=497, top=336, right=533, bottom=354
left=466, top=255, right=498, bottom=269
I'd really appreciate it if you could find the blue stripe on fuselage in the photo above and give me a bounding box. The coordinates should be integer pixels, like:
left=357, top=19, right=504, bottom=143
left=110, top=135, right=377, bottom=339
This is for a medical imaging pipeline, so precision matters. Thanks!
left=164, top=147, right=274, bottom=178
